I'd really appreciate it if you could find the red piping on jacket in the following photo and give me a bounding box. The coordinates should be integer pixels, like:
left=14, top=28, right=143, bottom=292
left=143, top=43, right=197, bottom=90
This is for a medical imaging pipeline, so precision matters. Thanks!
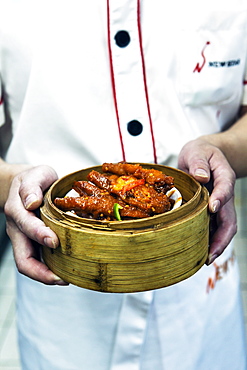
left=107, top=0, right=126, bottom=162
left=107, top=0, right=157, bottom=164
left=137, top=0, right=157, bottom=164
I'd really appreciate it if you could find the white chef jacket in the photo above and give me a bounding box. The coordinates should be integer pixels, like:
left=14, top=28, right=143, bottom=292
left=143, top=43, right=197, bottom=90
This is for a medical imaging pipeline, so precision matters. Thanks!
left=0, top=1, right=247, bottom=369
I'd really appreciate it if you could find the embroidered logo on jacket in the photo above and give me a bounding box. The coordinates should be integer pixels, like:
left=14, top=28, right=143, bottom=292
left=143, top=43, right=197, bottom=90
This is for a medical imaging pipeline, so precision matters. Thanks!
left=193, top=41, right=211, bottom=73
left=208, top=59, right=240, bottom=68
left=193, top=42, right=241, bottom=73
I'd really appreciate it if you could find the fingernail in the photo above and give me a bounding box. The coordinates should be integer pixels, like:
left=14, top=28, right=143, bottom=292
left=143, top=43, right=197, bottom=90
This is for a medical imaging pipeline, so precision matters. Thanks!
left=25, top=194, right=38, bottom=209
left=54, top=276, right=69, bottom=286
left=195, top=169, right=209, bottom=179
left=211, top=200, right=220, bottom=213
left=44, top=237, right=58, bottom=249
left=207, top=253, right=218, bottom=265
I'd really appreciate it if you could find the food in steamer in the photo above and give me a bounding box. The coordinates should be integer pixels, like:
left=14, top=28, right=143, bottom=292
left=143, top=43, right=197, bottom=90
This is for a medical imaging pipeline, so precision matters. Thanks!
left=54, top=162, right=182, bottom=221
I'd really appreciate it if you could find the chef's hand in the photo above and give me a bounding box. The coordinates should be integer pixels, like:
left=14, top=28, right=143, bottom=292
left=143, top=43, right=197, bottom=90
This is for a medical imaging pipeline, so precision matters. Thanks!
left=4, top=165, right=69, bottom=285
left=178, top=138, right=237, bottom=265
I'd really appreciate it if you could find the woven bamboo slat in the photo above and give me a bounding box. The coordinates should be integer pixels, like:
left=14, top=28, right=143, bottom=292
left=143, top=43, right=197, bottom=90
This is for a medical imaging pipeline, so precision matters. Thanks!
left=40, top=164, right=209, bottom=293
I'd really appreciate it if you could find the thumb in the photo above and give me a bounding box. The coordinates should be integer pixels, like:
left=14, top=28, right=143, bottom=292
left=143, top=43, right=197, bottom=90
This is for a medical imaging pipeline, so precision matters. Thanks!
left=178, top=141, right=211, bottom=183
left=18, top=165, right=58, bottom=210
left=188, top=159, right=211, bottom=184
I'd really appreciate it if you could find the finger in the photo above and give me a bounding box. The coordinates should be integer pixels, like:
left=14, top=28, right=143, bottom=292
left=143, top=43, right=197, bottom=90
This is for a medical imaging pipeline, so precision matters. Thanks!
left=18, top=165, right=58, bottom=210
left=5, top=198, right=59, bottom=249
left=5, top=169, right=59, bottom=249
left=178, top=141, right=211, bottom=181
left=178, top=141, right=235, bottom=213
left=206, top=197, right=237, bottom=264
left=207, top=151, right=236, bottom=213
left=8, top=221, right=68, bottom=285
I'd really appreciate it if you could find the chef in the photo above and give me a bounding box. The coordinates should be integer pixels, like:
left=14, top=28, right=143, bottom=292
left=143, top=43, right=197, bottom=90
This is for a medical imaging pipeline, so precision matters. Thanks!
left=0, top=0, right=246, bottom=369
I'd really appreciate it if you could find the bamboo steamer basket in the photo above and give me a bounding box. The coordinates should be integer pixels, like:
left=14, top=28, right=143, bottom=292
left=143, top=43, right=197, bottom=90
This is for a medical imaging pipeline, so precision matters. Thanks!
left=40, top=164, right=209, bottom=293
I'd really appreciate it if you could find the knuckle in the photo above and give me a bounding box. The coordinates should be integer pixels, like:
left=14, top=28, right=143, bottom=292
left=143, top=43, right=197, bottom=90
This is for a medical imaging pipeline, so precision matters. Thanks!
left=15, top=259, right=25, bottom=275
left=232, top=222, right=238, bottom=236
left=230, top=169, right=236, bottom=183
left=5, top=223, right=11, bottom=239
left=32, top=226, right=43, bottom=242
left=4, top=200, right=12, bottom=218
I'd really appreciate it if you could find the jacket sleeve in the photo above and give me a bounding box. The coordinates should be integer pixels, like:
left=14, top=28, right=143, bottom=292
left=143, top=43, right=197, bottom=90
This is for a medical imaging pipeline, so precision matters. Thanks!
left=0, top=78, right=5, bottom=126
left=241, top=67, right=247, bottom=106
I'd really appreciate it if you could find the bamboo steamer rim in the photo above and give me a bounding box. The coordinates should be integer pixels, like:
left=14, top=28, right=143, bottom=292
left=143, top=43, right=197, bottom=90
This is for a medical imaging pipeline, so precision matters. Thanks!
left=42, top=163, right=204, bottom=232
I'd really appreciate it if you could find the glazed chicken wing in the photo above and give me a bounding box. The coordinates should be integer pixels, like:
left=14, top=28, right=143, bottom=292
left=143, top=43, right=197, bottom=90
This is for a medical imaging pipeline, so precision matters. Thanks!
left=87, top=170, right=171, bottom=214
left=102, top=162, right=174, bottom=190
left=87, top=171, right=145, bottom=195
left=54, top=194, right=150, bottom=220
left=73, top=181, right=109, bottom=197
left=121, top=184, right=171, bottom=213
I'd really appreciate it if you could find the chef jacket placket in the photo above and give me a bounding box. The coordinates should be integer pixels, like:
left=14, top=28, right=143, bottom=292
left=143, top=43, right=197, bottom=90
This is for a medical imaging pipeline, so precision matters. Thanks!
left=110, top=292, right=154, bottom=369
left=107, top=0, right=157, bottom=164
left=107, top=1, right=155, bottom=368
